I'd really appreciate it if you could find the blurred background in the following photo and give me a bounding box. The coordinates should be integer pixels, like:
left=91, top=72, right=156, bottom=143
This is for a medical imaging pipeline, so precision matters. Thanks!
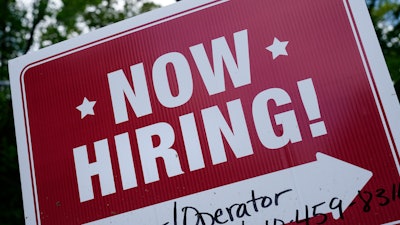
left=0, top=0, right=398, bottom=224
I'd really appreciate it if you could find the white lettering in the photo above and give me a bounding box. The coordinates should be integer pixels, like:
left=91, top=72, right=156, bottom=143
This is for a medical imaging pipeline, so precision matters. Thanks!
left=136, top=122, right=184, bottom=183
left=179, top=113, right=205, bottom=171
left=201, top=99, right=253, bottom=165
left=153, top=52, right=193, bottom=108
left=190, top=29, right=251, bottom=95
left=73, top=139, right=116, bottom=202
left=252, top=88, right=302, bottom=149
left=107, top=63, right=152, bottom=124
left=115, top=132, right=137, bottom=190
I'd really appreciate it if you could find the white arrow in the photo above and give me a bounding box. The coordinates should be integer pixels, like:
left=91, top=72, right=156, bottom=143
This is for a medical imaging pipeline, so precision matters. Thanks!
left=85, top=153, right=372, bottom=225
left=278, top=152, right=373, bottom=221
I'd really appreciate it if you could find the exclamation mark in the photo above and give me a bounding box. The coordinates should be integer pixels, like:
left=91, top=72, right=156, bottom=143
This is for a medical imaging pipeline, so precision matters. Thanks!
left=297, top=78, right=327, bottom=138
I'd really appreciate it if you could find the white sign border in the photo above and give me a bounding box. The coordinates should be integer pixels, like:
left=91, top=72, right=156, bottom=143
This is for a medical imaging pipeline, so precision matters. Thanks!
left=345, top=0, right=400, bottom=174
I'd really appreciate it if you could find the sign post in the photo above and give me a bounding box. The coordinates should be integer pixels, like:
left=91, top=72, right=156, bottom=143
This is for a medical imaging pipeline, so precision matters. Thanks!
left=9, top=0, right=400, bottom=224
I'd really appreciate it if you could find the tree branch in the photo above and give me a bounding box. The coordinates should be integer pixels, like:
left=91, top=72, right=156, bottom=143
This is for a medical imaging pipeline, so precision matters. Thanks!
left=24, top=0, right=49, bottom=54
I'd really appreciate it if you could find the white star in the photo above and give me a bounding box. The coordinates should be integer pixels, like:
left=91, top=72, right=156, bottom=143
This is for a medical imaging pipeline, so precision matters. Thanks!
left=76, top=97, right=96, bottom=119
left=266, top=37, right=289, bottom=60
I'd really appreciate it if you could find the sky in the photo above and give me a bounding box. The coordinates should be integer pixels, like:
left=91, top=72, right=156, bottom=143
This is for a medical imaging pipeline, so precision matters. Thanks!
left=153, top=0, right=177, bottom=6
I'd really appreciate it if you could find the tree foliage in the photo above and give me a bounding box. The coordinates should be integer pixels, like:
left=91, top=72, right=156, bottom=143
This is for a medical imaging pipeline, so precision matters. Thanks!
left=0, top=1, right=25, bottom=224
left=40, top=0, right=158, bottom=47
left=367, top=0, right=400, bottom=87
left=0, top=0, right=398, bottom=224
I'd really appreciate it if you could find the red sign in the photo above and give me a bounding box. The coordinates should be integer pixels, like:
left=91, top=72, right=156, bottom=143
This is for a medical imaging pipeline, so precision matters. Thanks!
left=9, top=0, right=400, bottom=224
